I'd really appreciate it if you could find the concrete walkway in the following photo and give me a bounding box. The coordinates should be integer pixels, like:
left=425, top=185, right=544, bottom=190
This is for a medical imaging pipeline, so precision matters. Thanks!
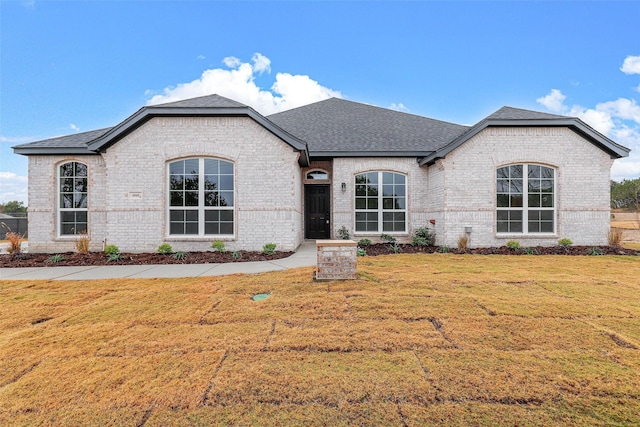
left=0, top=242, right=317, bottom=281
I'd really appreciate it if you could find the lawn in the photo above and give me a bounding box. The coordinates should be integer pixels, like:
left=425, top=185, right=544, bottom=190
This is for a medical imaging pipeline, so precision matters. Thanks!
left=1, top=254, right=639, bottom=426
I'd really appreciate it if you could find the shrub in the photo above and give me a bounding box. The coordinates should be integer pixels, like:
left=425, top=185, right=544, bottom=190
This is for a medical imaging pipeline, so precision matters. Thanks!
left=1, top=223, right=23, bottom=254
left=75, top=232, right=90, bottom=254
left=357, top=238, right=372, bottom=247
left=47, top=254, right=65, bottom=264
left=157, top=243, right=173, bottom=255
left=608, top=228, right=623, bottom=246
left=262, top=243, right=277, bottom=255
left=104, top=244, right=120, bottom=256
left=231, top=251, right=241, bottom=260
left=457, top=235, right=469, bottom=250
left=523, top=247, right=538, bottom=255
left=436, top=245, right=450, bottom=254
left=357, top=247, right=367, bottom=257
left=506, top=240, right=520, bottom=251
left=390, top=244, right=401, bottom=254
left=173, top=251, right=186, bottom=260
left=380, top=233, right=396, bottom=244
left=558, top=238, right=573, bottom=247
left=588, top=247, right=604, bottom=256
left=337, top=226, right=350, bottom=240
left=211, top=240, right=226, bottom=253
left=412, top=226, right=435, bottom=246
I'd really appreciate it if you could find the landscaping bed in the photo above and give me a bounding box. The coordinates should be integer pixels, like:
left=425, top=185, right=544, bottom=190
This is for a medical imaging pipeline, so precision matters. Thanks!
left=1, top=243, right=637, bottom=268
left=0, top=250, right=294, bottom=268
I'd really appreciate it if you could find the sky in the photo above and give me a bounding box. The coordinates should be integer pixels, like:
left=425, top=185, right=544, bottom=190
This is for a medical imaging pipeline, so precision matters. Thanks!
left=1, top=0, right=639, bottom=205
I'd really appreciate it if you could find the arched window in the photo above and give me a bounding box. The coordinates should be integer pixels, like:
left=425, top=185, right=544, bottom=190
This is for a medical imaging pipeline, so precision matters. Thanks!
left=355, top=171, right=406, bottom=233
left=59, top=161, right=88, bottom=235
left=168, top=158, right=234, bottom=236
left=306, top=170, right=329, bottom=180
left=497, top=164, right=555, bottom=234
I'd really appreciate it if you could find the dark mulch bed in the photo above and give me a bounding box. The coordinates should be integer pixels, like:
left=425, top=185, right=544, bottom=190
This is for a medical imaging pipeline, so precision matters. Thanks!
left=0, top=250, right=294, bottom=268
left=1, top=244, right=637, bottom=268
left=361, top=243, right=638, bottom=257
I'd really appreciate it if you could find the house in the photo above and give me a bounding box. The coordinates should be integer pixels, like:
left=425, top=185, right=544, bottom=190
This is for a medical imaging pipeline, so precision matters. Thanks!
left=13, top=94, right=630, bottom=253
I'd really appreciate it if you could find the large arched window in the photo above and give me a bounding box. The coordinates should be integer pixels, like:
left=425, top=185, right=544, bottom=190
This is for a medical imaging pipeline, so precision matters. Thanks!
left=497, top=164, right=555, bottom=234
left=59, top=161, right=88, bottom=235
left=355, top=171, right=406, bottom=233
left=168, top=158, right=234, bottom=236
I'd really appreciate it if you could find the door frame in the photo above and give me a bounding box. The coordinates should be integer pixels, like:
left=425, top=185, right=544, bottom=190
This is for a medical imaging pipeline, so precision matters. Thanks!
left=304, top=184, right=331, bottom=239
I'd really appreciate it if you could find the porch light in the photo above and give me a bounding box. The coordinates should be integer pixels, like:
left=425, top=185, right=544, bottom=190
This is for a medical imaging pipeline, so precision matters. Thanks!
left=341, top=182, right=346, bottom=192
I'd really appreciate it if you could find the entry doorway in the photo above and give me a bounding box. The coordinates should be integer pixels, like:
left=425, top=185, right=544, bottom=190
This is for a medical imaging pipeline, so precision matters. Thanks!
left=304, top=185, right=330, bottom=239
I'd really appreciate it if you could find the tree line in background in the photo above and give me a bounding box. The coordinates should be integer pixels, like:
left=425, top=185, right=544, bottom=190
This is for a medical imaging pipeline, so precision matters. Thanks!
left=0, top=178, right=638, bottom=215
left=611, top=178, right=640, bottom=211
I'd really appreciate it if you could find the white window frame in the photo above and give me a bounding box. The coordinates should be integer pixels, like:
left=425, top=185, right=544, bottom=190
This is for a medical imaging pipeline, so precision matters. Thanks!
left=58, top=161, right=88, bottom=237
left=354, top=171, right=407, bottom=234
left=167, top=157, right=235, bottom=237
left=496, top=163, right=556, bottom=235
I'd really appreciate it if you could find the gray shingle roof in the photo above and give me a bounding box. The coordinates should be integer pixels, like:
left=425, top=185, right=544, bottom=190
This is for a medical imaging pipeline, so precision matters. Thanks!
left=12, top=128, right=112, bottom=153
left=150, top=94, right=248, bottom=108
left=486, top=106, right=570, bottom=120
left=268, top=98, right=469, bottom=155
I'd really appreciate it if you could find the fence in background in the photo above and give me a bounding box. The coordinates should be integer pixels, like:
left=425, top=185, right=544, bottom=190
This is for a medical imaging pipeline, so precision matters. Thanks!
left=0, top=213, right=28, bottom=240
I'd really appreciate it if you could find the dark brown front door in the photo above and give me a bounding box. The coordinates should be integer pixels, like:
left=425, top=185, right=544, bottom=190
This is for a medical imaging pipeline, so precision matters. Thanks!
left=305, top=185, right=330, bottom=239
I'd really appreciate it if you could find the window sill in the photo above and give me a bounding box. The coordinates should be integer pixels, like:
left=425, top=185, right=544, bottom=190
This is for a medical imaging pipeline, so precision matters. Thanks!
left=496, top=233, right=557, bottom=239
left=166, top=236, right=236, bottom=241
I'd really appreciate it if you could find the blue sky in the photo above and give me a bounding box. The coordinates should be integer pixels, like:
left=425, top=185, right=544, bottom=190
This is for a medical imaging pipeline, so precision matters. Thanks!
left=1, top=0, right=639, bottom=204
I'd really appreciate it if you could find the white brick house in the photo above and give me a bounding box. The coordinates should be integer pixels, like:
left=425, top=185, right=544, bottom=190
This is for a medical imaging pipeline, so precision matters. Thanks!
left=14, top=95, right=630, bottom=253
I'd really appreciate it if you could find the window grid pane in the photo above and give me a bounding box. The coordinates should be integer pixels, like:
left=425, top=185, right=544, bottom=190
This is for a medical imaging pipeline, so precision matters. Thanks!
left=168, top=158, right=235, bottom=236
left=355, top=172, right=406, bottom=233
left=496, top=165, right=555, bottom=234
left=59, top=162, right=88, bottom=236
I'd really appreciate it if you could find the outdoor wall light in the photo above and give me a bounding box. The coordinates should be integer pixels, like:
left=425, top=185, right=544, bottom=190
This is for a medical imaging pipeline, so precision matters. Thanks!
left=341, top=182, right=346, bottom=192
left=465, top=226, right=473, bottom=234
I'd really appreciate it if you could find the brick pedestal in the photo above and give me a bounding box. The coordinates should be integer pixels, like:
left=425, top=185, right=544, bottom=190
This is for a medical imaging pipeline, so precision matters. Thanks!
left=315, top=240, right=357, bottom=280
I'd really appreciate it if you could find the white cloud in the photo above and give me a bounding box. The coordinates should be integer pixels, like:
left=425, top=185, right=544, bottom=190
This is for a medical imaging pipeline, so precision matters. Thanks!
left=621, top=55, right=640, bottom=75
left=536, top=89, right=567, bottom=113
left=147, top=53, right=342, bottom=115
left=69, top=124, right=80, bottom=132
left=537, top=86, right=640, bottom=180
left=389, top=103, right=409, bottom=112
left=0, top=135, right=33, bottom=144
left=197, top=54, right=206, bottom=60
left=0, top=172, right=28, bottom=204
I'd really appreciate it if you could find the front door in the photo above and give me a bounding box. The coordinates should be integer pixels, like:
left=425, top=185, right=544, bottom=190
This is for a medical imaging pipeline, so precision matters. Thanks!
left=305, top=185, right=330, bottom=239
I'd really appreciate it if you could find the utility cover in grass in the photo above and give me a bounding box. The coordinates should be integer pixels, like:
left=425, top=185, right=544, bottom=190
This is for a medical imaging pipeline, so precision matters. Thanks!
left=252, top=293, right=271, bottom=301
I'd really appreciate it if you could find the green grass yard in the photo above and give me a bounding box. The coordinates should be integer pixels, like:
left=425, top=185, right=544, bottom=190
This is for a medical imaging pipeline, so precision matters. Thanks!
left=1, top=254, right=639, bottom=426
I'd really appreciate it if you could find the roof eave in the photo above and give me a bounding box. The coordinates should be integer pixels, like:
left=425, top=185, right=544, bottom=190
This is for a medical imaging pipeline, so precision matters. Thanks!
left=13, top=147, right=98, bottom=156
left=418, top=118, right=630, bottom=167
left=309, top=150, right=434, bottom=158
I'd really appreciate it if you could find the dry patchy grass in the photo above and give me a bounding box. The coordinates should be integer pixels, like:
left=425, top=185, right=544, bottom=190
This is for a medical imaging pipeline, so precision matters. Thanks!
left=1, top=254, right=639, bottom=426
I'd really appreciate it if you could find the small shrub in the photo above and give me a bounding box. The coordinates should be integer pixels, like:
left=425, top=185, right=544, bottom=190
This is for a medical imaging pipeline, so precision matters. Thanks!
left=390, top=244, right=401, bottom=254
left=47, top=254, right=65, bottom=264
left=1, top=223, right=23, bottom=254
left=412, top=226, right=435, bottom=246
left=173, top=251, right=186, bottom=260
left=357, top=247, right=367, bottom=257
left=211, top=240, right=226, bottom=253
left=457, top=235, right=469, bottom=250
left=380, top=233, right=396, bottom=244
left=231, top=251, right=241, bottom=260
left=608, top=228, right=623, bottom=246
left=436, top=245, right=449, bottom=254
left=558, top=238, right=573, bottom=247
left=262, top=243, right=276, bottom=255
left=107, top=252, right=122, bottom=262
left=75, top=232, right=90, bottom=254
left=523, top=247, right=538, bottom=255
left=337, top=226, right=350, bottom=240
left=506, top=240, right=521, bottom=250
left=104, top=244, right=120, bottom=256
left=157, top=243, right=173, bottom=255
left=588, top=247, right=604, bottom=256
left=357, top=238, right=372, bottom=247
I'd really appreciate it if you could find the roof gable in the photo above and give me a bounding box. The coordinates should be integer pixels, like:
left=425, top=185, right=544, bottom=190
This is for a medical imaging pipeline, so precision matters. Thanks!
left=418, top=106, right=630, bottom=166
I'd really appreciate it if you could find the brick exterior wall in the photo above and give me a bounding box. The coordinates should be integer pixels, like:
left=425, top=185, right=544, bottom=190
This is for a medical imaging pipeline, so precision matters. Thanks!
left=26, top=124, right=614, bottom=253
left=28, top=117, right=303, bottom=253
left=438, top=127, right=614, bottom=247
